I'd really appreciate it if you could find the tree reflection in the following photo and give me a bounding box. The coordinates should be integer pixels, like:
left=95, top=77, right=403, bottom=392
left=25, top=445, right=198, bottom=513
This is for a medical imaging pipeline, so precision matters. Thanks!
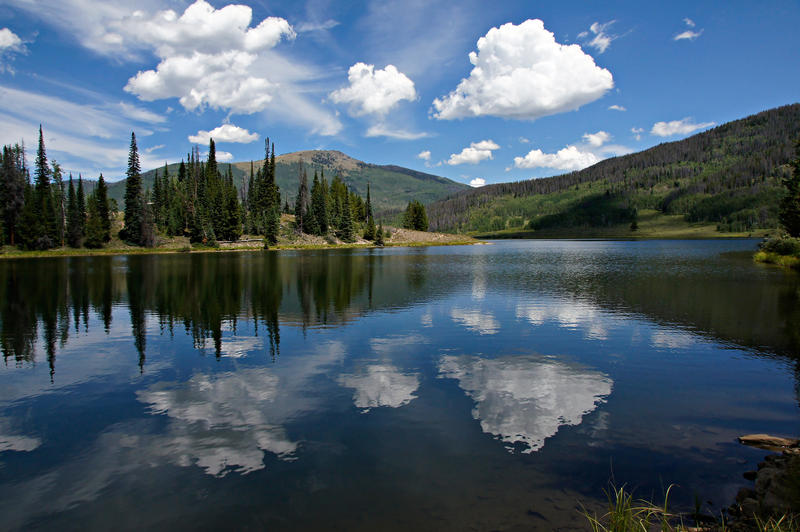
left=0, top=250, right=439, bottom=375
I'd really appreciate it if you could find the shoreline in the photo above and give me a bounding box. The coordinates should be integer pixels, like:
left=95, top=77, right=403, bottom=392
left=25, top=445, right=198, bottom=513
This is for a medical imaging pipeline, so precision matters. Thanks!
left=0, top=238, right=482, bottom=260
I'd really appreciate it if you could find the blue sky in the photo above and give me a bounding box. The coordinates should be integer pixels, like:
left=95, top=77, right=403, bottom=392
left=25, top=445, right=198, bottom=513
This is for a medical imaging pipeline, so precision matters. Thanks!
left=0, top=0, right=798, bottom=187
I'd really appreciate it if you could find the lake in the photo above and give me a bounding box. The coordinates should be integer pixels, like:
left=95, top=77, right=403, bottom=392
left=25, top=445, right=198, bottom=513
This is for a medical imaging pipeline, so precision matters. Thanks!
left=0, top=240, right=798, bottom=531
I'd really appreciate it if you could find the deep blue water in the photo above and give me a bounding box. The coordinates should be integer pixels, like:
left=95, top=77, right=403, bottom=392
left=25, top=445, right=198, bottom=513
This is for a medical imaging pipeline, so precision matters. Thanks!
left=0, top=239, right=798, bottom=530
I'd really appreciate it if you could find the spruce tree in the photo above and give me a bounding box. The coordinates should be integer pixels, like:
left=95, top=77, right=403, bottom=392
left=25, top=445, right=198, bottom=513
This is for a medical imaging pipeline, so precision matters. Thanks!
left=84, top=193, right=105, bottom=249
left=376, top=221, right=385, bottom=246
left=295, top=164, right=309, bottom=233
left=1, top=144, right=26, bottom=246
left=339, top=189, right=354, bottom=242
left=52, top=162, right=66, bottom=247
left=122, top=132, right=144, bottom=245
left=34, top=125, right=56, bottom=248
left=77, top=175, right=86, bottom=238
left=365, top=183, right=373, bottom=220
left=779, top=139, right=800, bottom=237
left=363, top=214, right=377, bottom=241
left=95, top=173, right=110, bottom=241
left=66, top=176, right=81, bottom=247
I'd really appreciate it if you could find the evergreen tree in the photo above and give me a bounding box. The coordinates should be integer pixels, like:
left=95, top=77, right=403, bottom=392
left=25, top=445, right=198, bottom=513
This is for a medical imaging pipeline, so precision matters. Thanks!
left=1, top=144, right=26, bottom=246
left=365, top=182, right=373, bottom=220
left=339, top=189, right=354, bottom=242
left=140, top=188, right=156, bottom=247
left=310, top=169, right=329, bottom=235
left=122, top=132, right=144, bottom=245
left=779, top=139, right=800, bottom=237
left=77, top=175, right=86, bottom=238
left=52, top=162, right=66, bottom=247
left=18, top=184, right=44, bottom=250
left=34, top=125, right=56, bottom=248
left=95, top=173, right=110, bottom=242
left=295, top=163, right=310, bottom=233
left=66, top=176, right=81, bottom=247
left=403, top=200, right=428, bottom=231
left=363, top=214, right=377, bottom=241
left=84, top=193, right=105, bottom=249
left=376, top=221, right=385, bottom=246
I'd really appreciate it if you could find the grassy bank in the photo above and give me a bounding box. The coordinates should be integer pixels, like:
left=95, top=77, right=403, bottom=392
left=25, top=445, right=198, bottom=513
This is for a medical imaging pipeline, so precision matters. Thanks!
left=753, top=236, right=800, bottom=271
left=473, top=209, right=771, bottom=240
left=0, top=226, right=479, bottom=260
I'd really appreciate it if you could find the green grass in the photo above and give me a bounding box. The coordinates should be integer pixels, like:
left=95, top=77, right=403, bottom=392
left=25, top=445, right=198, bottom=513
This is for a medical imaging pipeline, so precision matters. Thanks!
left=474, top=209, right=771, bottom=240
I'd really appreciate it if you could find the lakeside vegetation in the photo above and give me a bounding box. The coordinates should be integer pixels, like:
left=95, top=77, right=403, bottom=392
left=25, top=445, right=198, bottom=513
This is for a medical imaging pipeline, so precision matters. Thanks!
left=428, top=104, right=800, bottom=238
left=0, top=127, right=449, bottom=257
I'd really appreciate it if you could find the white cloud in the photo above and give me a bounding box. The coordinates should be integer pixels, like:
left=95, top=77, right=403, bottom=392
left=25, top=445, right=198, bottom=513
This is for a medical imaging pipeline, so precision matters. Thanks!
left=651, top=117, right=715, bottom=137
left=631, top=127, right=644, bottom=141
left=144, top=144, right=165, bottom=154
left=0, top=28, right=23, bottom=52
left=447, top=139, right=500, bottom=165
left=438, top=354, right=612, bottom=453
left=513, top=145, right=600, bottom=171
left=330, top=63, right=417, bottom=117
left=417, top=150, right=431, bottom=161
left=433, top=19, right=613, bottom=120
left=469, top=178, right=486, bottom=187
left=365, top=124, right=428, bottom=140
left=216, top=150, right=234, bottom=162
left=189, top=123, right=259, bottom=144
left=608, top=104, right=626, bottom=112
left=519, top=137, right=530, bottom=143
left=675, top=18, right=703, bottom=41
left=582, top=130, right=611, bottom=147
left=581, top=20, right=618, bottom=54
left=674, top=29, right=703, bottom=41
left=296, top=19, right=340, bottom=33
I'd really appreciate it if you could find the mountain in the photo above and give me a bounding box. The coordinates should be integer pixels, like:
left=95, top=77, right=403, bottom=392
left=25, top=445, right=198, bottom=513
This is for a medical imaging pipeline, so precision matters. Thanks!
left=427, top=103, right=800, bottom=235
left=104, top=150, right=467, bottom=213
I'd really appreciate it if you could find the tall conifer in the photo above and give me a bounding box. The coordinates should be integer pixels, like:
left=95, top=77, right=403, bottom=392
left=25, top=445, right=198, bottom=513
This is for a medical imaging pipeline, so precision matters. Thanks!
left=123, top=132, right=144, bottom=244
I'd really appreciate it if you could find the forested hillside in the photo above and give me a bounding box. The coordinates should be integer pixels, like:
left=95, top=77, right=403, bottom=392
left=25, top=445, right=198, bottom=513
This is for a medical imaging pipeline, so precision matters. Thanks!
left=428, top=103, right=800, bottom=234
left=103, top=150, right=466, bottom=213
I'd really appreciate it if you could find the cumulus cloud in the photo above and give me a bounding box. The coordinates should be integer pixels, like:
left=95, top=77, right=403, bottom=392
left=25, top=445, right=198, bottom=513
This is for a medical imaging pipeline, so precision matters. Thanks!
left=432, top=19, right=613, bottom=120
left=631, top=127, right=644, bottom=141
left=188, top=123, right=259, bottom=144
left=684, top=18, right=696, bottom=27
left=0, top=28, right=23, bottom=52
left=608, top=104, right=626, bottom=112
left=469, top=178, right=486, bottom=187
left=447, top=139, right=499, bottom=165
left=582, top=130, right=611, bottom=147
left=651, top=117, right=715, bottom=137
left=330, top=63, right=417, bottom=116
left=365, top=124, right=428, bottom=140
left=519, top=137, right=530, bottom=143
left=417, top=150, right=431, bottom=161
left=580, top=20, right=619, bottom=54
left=513, top=145, right=600, bottom=171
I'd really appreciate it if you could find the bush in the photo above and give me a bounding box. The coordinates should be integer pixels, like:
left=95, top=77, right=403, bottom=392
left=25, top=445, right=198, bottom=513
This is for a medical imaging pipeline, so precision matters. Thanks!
left=759, top=236, right=800, bottom=257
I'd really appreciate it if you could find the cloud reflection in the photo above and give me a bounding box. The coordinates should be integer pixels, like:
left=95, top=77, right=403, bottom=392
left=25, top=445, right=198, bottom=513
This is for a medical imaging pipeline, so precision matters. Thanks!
left=439, top=354, right=612, bottom=453
left=450, top=308, right=500, bottom=335
left=339, top=364, right=420, bottom=412
left=0, top=418, right=40, bottom=452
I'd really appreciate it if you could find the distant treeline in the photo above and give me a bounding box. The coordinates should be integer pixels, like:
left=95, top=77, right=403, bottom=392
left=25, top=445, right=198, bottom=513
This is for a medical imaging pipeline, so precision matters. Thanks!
left=0, top=128, right=410, bottom=250
left=427, top=103, right=800, bottom=233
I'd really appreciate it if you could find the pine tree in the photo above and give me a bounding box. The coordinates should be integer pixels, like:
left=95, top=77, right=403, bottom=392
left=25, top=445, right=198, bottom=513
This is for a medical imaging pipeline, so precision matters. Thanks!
left=1, top=144, right=26, bottom=246
left=403, top=200, right=428, bottom=231
left=122, top=132, right=144, bottom=245
left=34, top=125, right=56, bottom=248
left=363, top=214, right=377, bottom=241
left=52, top=162, right=65, bottom=247
left=295, top=163, right=310, bottom=233
left=66, top=176, right=81, bottom=247
left=365, top=182, right=373, bottom=220
left=376, top=221, right=385, bottom=246
left=84, top=193, right=105, bottom=249
left=95, top=173, right=110, bottom=242
left=77, top=175, right=86, bottom=238
left=310, top=169, right=329, bottom=235
left=339, top=189, right=354, bottom=242
left=779, top=139, right=800, bottom=237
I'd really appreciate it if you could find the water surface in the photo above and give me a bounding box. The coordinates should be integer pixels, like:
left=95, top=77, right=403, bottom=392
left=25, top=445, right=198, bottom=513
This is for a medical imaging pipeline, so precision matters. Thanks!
left=0, top=240, right=798, bottom=530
